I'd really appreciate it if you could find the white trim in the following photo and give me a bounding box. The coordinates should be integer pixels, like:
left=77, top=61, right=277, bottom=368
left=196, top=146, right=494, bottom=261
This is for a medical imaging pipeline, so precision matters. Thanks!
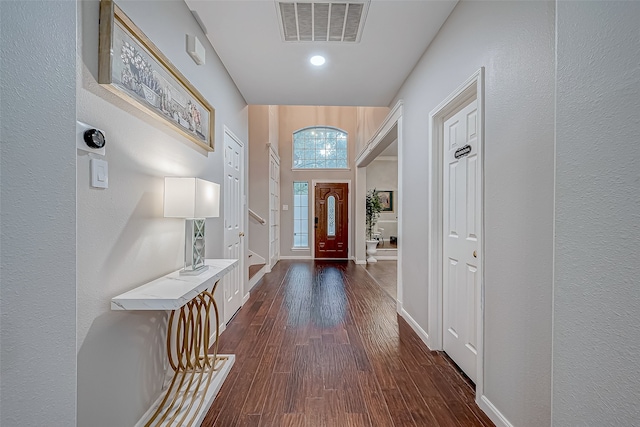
left=242, top=292, right=250, bottom=305
left=374, top=156, right=398, bottom=161
left=311, top=179, right=352, bottom=259
left=428, top=68, right=485, bottom=395
left=269, top=147, right=281, bottom=269
left=354, top=260, right=367, bottom=265
left=396, top=114, right=403, bottom=310
left=400, top=308, right=430, bottom=348
left=279, top=255, right=313, bottom=260
left=290, top=247, right=310, bottom=252
left=374, top=256, right=397, bottom=261
left=355, top=100, right=403, bottom=165
left=478, top=395, right=513, bottom=427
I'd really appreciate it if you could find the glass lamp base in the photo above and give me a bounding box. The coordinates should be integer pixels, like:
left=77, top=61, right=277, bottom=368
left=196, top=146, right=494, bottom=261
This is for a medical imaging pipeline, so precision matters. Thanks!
left=179, top=265, right=209, bottom=276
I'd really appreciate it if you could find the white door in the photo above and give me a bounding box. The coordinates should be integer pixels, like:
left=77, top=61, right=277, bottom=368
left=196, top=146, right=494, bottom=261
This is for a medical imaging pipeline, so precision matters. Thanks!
left=223, top=129, right=245, bottom=324
left=269, top=149, right=280, bottom=268
left=443, top=100, right=480, bottom=382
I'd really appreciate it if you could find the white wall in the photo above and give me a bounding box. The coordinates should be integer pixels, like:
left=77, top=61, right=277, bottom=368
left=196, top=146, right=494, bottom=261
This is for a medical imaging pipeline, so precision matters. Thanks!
left=394, top=2, right=555, bottom=425
left=248, top=105, right=273, bottom=269
left=356, top=107, right=391, bottom=155
left=0, top=1, right=77, bottom=425
left=366, top=157, right=398, bottom=239
left=553, top=2, right=640, bottom=425
left=76, top=1, right=247, bottom=425
left=278, top=106, right=359, bottom=258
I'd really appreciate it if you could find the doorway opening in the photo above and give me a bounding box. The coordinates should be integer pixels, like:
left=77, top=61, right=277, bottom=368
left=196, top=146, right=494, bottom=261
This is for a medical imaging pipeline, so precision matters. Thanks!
left=355, top=101, right=403, bottom=311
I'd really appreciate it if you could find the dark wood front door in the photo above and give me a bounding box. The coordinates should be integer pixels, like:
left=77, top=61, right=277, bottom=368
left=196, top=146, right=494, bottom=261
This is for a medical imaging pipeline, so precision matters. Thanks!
left=314, top=183, right=349, bottom=259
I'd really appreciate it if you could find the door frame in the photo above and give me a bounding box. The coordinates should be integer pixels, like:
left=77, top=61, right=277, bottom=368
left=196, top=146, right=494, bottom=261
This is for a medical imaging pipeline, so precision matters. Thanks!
left=354, top=100, right=403, bottom=313
left=268, top=146, right=280, bottom=272
left=311, top=179, right=351, bottom=260
left=222, top=125, right=247, bottom=324
left=428, top=68, right=485, bottom=397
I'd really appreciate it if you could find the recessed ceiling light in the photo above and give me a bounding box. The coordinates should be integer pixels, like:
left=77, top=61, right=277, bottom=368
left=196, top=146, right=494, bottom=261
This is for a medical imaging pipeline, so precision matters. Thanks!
left=310, top=55, right=326, bottom=66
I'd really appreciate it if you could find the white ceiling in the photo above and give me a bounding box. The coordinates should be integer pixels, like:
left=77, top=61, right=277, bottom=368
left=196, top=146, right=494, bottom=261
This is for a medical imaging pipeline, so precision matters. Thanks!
left=185, top=0, right=457, bottom=107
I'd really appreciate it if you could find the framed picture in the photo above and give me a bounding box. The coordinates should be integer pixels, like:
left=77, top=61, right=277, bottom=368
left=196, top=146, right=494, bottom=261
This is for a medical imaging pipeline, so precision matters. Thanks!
left=98, top=0, right=214, bottom=152
left=377, top=190, right=394, bottom=212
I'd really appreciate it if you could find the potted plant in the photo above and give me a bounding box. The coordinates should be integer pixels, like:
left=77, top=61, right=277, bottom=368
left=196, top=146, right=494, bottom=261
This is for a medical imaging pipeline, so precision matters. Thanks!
left=365, top=188, right=383, bottom=263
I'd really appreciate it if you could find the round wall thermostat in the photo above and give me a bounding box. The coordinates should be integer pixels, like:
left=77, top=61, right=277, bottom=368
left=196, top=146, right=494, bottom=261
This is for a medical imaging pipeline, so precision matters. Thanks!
left=83, top=129, right=106, bottom=149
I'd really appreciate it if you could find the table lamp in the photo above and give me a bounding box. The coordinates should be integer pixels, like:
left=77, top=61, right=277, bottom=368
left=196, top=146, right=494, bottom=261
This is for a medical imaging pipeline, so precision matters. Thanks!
left=164, top=177, right=220, bottom=275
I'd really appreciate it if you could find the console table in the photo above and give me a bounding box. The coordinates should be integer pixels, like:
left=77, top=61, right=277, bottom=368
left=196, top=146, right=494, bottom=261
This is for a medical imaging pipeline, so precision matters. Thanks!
left=111, top=258, right=238, bottom=427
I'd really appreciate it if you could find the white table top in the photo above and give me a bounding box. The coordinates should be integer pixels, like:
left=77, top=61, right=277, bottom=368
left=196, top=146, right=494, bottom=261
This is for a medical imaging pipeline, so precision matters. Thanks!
left=111, top=259, right=238, bottom=311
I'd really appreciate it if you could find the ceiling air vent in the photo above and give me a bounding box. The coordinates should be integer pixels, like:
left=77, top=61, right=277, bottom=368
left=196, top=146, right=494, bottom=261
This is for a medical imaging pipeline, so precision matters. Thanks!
left=277, top=1, right=370, bottom=43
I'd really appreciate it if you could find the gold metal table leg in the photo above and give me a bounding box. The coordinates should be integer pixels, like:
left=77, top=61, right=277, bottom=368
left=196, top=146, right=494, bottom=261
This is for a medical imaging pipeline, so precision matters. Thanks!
left=144, top=280, right=228, bottom=427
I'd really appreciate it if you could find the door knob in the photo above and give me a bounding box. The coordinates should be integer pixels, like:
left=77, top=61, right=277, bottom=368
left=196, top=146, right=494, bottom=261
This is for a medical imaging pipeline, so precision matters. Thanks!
left=473, top=250, right=477, bottom=258
left=239, top=232, right=245, bottom=237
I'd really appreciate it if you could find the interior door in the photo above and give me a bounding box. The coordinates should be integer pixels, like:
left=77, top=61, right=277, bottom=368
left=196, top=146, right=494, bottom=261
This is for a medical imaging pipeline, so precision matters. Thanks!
left=269, top=150, right=280, bottom=268
left=442, top=99, right=479, bottom=382
left=314, top=183, right=348, bottom=259
left=223, top=129, right=244, bottom=324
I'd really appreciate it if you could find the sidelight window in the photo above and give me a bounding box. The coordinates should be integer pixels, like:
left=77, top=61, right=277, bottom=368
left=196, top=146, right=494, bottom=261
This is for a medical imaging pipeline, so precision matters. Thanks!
left=293, top=182, right=309, bottom=248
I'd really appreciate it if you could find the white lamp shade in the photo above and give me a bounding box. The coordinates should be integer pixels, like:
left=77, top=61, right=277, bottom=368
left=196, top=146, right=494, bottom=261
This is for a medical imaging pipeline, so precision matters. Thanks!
left=164, top=177, right=220, bottom=218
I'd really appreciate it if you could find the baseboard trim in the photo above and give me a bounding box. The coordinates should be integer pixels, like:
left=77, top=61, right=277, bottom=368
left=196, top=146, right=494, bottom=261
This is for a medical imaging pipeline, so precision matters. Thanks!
left=375, top=256, right=398, bottom=261
left=242, top=292, right=250, bottom=305
left=400, top=307, right=430, bottom=349
left=354, top=259, right=366, bottom=265
left=477, top=395, right=513, bottom=427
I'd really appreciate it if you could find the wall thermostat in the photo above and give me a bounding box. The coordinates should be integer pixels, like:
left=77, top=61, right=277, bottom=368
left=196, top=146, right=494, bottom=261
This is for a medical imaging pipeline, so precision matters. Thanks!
left=84, top=128, right=106, bottom=149
left=76, top=121, right=106, bottom=155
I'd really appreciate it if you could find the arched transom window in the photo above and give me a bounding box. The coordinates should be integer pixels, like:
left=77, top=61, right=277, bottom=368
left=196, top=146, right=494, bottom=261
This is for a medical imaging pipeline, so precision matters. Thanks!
left=293, top=127, right=348, bottom=169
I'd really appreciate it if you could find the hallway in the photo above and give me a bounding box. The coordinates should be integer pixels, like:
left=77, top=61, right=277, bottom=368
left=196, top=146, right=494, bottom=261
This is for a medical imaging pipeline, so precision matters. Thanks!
left=203, top=260, right=493, bottom=426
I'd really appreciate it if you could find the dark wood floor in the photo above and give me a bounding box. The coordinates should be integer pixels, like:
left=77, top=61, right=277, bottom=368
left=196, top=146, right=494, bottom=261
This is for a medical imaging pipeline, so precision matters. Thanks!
left=363, top=261, right=397, bottom=300
left=203, top=260, right=493, bottom=427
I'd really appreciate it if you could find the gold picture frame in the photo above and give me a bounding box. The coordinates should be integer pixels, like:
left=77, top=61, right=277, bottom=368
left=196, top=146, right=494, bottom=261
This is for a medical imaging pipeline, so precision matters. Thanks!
left=98, top=0, right=214, bottom=152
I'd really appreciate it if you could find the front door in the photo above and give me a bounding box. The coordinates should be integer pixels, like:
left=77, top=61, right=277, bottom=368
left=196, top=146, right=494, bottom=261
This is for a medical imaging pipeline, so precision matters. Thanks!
left=314, top=183, right=348, bottom=259
left=223, top=129, right=245, bottom=324
left=442, top=99, right=480, bottom=383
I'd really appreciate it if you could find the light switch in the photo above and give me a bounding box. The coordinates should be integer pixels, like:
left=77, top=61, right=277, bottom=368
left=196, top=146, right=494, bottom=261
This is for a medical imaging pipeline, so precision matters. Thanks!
left=282, top=205, right=289, bottom=211
left=90, top=158, right=108, bottom=189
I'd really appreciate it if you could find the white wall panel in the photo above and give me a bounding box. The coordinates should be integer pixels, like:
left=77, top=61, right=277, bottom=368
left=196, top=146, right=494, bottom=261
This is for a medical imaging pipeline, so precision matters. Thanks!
left=393, top=2, right=555, bottom=425
left=76, top=1, right=247, bottom=425
left=554, top=2, right=640, bottom=425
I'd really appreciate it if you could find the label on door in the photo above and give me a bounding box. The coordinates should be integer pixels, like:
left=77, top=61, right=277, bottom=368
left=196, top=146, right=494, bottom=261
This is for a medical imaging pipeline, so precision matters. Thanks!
left=454, top=144, right=472, bottom=159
